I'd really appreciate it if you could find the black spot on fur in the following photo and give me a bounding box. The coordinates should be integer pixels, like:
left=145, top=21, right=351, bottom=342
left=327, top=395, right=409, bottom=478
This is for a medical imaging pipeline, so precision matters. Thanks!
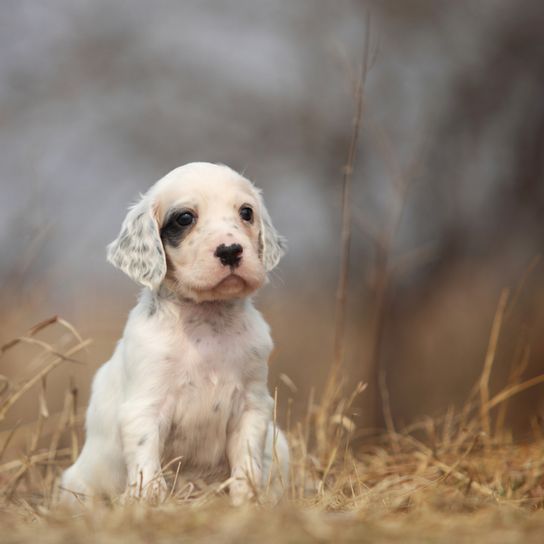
left=213, top=402, right=220, bottom=412
left=137, top=435, right=147, bottom=446
left=250, top=347, right=261, bottom=359
left=148, top=296, right=157, bottom=317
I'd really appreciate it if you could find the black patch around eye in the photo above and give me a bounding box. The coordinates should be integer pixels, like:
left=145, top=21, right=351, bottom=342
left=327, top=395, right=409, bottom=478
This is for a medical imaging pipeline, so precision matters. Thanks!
left=160, top=209, right=196, bottom=247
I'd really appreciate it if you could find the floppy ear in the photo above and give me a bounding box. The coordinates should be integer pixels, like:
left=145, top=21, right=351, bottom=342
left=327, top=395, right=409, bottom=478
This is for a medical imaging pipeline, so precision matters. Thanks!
left=258, top=194, right=287, bottom=271
left=107, top=194, right=166, bottom=290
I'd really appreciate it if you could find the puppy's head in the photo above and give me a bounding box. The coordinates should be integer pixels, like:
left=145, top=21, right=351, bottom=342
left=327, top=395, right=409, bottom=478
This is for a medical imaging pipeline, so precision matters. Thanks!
left=107, top=162, right=285, bottom=302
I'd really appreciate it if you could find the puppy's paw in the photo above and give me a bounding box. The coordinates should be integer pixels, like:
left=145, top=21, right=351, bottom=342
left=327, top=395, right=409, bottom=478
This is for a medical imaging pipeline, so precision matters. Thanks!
left=229, top=477, right=254, bottom=506
left=124, top=470, right=168, bottom=505
left=143, top=475, right=168, bottom=504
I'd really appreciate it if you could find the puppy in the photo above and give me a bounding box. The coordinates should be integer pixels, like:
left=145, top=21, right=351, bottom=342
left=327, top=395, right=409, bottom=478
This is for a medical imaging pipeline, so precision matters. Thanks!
left=59, top=162, right=289, bottom=506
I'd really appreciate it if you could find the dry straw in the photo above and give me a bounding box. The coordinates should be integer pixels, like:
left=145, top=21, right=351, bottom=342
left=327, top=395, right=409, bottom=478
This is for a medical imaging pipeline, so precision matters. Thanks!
left=1, top=303, right=544, bottom=541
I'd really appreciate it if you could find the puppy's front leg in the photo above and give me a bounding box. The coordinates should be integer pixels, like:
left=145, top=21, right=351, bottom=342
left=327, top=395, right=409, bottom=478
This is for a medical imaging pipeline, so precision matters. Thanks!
left=119, top=401, right=167, bottom=502
left=227, top=392, right=271, bottom=505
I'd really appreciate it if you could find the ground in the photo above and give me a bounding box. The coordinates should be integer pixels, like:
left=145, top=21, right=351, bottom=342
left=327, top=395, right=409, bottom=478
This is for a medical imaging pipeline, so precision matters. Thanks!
left=1, top=317, right=544, bottom=543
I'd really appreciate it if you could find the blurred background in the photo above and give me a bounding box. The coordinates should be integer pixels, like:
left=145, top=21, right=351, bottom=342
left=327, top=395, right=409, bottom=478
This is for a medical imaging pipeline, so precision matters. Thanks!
left=1, top=1, right=543, bottom=439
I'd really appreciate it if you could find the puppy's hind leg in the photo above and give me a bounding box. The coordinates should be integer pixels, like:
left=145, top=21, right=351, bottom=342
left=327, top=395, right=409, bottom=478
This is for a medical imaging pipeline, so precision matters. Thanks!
left=56, top=363, right=127, bottom=508
left=57, top=436, right=126, bottom=508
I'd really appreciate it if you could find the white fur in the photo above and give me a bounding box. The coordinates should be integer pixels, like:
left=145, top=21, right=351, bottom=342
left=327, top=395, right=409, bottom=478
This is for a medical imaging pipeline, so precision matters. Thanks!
left=59, top=163, right=288, bottom=506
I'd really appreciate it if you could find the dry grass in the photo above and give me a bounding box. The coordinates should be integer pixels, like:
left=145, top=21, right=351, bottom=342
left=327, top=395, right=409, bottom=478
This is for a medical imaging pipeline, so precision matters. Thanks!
left=1, top=314, right=544, bottom=543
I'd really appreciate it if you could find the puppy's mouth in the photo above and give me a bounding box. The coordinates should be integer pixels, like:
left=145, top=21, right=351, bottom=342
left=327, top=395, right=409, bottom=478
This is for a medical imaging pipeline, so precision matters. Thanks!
left=171, top=264, right=265, bottom=302
left=214, top=273, right=247, bottom=291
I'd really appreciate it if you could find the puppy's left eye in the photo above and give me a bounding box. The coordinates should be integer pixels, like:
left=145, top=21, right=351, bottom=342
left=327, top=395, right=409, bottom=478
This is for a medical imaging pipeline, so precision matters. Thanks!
left=239, top=206, right=253, bottom=222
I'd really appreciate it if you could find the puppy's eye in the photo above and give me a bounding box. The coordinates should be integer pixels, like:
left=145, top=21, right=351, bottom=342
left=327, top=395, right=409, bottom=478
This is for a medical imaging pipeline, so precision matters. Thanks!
left=176, top=211, right=195, bottom=227
left=239, top=206, right=253, bottom=222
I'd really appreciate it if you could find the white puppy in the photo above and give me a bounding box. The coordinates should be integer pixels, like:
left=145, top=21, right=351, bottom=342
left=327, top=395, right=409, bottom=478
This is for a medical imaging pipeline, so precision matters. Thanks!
left=59, top=162, right=289, bottom=506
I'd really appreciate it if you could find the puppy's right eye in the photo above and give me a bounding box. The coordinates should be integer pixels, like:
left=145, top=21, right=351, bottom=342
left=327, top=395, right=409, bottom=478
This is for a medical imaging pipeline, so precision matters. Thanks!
left=176, top=212, right=195, bottom=227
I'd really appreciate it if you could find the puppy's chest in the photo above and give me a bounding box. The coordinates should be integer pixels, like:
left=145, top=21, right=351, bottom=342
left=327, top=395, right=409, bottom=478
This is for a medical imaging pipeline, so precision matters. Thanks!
left=161, top=323, right=260, bottom=466
left=167, top=342, right=246, bottom=426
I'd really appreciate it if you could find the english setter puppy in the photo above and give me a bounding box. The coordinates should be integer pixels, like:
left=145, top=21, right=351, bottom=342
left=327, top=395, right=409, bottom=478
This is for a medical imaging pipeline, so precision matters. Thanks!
left=59, top=162, right=289, bottom=506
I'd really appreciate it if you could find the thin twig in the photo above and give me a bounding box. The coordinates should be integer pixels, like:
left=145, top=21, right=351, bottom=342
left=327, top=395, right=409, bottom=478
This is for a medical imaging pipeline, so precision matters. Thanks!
left=484, top=374, right=544, bottom=411
left=479, top=289, right=509, bottom=439
left=0, top=339, right=91, bottom=420
left=317, top=13, right=372, bottom=460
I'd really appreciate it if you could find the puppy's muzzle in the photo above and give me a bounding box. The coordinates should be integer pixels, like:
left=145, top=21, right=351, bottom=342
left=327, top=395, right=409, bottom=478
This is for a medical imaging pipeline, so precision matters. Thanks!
left=214, top=243, right=243, bottom=267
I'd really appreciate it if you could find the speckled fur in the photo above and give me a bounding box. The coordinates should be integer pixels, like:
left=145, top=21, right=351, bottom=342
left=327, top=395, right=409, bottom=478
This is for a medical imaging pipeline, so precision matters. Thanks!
left=59, top=163, right=288, bottom=507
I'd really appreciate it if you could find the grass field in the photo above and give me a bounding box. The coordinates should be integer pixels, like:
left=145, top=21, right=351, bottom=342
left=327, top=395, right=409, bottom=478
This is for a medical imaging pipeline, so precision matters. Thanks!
left=1, top=315, right=544, bottom=543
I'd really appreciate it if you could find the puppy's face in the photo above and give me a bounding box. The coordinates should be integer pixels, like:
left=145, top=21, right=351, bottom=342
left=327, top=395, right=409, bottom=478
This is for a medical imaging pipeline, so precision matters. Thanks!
left=107, top=163, right=285, bottom=302
left=157, top=168, right=269, bottom=301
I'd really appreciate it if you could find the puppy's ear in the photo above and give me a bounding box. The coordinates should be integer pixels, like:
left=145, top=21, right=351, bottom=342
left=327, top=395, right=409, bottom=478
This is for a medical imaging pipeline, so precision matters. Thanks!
left=107, top=194, right=166, bottom=290
left=258, top=194, right=287, bottom=271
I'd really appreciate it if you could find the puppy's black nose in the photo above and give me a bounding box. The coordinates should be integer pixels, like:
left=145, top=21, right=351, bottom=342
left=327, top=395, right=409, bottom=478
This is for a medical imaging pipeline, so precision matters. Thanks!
left=214, top=243, right=243, bottom=267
